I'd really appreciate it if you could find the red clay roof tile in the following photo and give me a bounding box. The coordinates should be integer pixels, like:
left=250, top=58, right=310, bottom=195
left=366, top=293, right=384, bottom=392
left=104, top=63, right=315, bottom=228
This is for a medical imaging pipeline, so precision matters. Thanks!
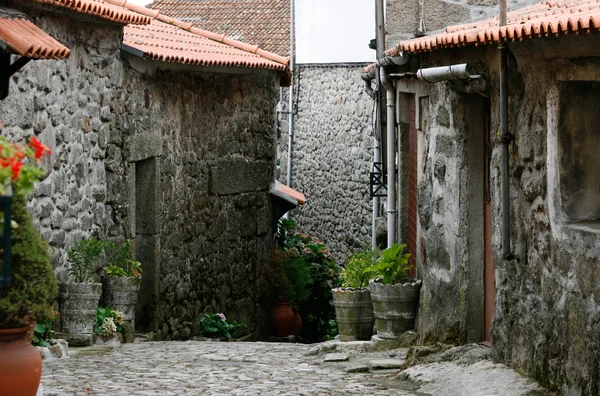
left=123, top=18, right=289, bottom=72
left=100, top=0, right=290, bottom=83
left=148, top=0, right=290, bottom=56
left=32, top=0, right=151, bottom=25
left=386, top=0, right=600, bottom=55
left=0, top=15, right=70, bottom=59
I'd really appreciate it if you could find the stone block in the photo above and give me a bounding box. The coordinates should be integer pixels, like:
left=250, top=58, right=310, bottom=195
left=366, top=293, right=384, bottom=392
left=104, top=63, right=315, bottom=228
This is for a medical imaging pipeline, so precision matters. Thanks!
left=126, top=131, right=163, bottom=162
left=209, top=159, right=272, bottom=195
left=55, top=332, right=94, bottom=347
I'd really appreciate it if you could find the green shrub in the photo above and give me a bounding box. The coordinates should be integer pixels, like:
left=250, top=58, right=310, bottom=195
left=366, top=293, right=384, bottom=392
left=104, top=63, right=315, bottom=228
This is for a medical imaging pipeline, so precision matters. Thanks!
left=364, top=243, right=412, bottom=285
left=0, top=192, right=58, bottom=329
left=198, top=313, right=245, bottom=339
left=263, top=248, right=312, bottom=305
left=67, top=237, right=105, bottom=283
left=341, top=246, right=378, bottom=289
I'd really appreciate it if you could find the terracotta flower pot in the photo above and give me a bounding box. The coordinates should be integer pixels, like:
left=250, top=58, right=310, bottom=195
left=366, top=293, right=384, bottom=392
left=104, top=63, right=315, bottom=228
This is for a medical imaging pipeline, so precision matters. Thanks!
left=0, top=326, right=42, bottom=396
left=291, top=307, right=302, bottom=337
left=270, top=302, right=295, bottom=337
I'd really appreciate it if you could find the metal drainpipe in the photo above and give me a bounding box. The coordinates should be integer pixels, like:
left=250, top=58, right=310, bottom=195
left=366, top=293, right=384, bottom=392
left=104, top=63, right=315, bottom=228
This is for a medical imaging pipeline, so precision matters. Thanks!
left=372, top=0, right=385, bottom=249
left=380, top=68, right=397, bottom=248
left=499, top=0, right=513, bottom=260
left=285, top=0, right=295, bottom=189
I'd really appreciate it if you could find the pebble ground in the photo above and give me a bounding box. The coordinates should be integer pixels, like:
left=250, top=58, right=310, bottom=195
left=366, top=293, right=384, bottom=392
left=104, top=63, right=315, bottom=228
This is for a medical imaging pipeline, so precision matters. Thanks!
left=41, top=341, right=414, bottom=395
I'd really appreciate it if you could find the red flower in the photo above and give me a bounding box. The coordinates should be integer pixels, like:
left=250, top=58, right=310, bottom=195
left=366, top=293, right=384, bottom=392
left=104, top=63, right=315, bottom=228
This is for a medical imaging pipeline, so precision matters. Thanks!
left=29, top=137, right=50, bottom=159
left=10, top=159, right=22, bottom=179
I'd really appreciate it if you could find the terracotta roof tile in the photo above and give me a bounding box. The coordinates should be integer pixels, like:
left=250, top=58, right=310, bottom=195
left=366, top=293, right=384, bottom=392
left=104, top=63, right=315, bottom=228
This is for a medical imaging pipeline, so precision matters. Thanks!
left=387, top=0, right=600, bottom=55
left=99, top=0, right=290, bottom=84
left=0, top=13, right=70, bottom=59
left=148, top=0, right=290, bottom=56
left=123, top=18, right=289, bottom=72
left=32, top=0, right=151, bottom=25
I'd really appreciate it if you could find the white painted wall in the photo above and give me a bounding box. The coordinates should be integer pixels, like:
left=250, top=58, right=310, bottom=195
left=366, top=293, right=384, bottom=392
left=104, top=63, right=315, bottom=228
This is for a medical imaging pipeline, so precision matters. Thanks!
left=296, top=0, right=376, bottom=63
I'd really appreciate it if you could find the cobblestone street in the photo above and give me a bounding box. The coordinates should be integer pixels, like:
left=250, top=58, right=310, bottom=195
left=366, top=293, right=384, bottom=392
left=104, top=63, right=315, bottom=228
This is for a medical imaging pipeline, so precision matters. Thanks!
left=40, top=341, right=545, bottom=396
left=41, top=341, right=413, bottom=395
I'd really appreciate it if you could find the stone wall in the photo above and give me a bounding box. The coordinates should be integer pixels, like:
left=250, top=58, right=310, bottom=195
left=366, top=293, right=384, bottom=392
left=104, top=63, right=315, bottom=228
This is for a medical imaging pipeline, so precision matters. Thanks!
left=402, top=35, right=600, bottom=395
left=0, top=12, right=280, bottom=339
left=279, top=64, right=375, bottom=263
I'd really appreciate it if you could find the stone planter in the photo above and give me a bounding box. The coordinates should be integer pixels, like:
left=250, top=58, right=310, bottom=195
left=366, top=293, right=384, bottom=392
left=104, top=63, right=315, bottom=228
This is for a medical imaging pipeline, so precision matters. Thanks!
left=101, top=276, right=140, bottom=343
left=58, top=282, right=102, bottom=346
left=331, top=288, right=374, bottom=341
left=368, top=279, right=422, bottom=339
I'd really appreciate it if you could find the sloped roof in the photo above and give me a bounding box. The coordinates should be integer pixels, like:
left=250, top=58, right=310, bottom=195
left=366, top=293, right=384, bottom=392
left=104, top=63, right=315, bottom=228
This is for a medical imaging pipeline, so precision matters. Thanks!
left=0, top=9, right=70, bottom=59
left=148, top=0, right=290, bottom=56
left=387, top=0, right=600, bottom=55
left=124, top=18, right=290, bottom=72
left=32, top=0, right=151, bottom=25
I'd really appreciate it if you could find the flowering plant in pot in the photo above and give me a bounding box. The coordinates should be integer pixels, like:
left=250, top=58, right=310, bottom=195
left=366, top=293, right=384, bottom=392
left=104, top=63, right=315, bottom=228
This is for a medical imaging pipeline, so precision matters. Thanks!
left=332, top=246, right=377, bottom=341
left=0, top=136, right=56, bottom=395
left=101, top=241, right=142, bottom=343
left=365, top=243, right=421, bottom=339
left=93, top=307, right=126, bottom=345
left=58, top=236, right=105, bottom=346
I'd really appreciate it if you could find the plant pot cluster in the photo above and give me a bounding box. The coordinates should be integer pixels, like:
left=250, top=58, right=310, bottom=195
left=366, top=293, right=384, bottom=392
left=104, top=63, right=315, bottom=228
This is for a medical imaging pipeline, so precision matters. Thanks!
left=331, top=243, right=422, bottom=341
left=57, top=238, right=142, bottom=346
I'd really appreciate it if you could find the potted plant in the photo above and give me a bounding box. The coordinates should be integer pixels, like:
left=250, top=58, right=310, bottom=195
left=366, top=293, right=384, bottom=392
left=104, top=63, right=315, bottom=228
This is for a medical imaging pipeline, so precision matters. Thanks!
left=58, top=236, right=105, bottom=346
left=263, top=247, right=312, bottom=337
left=332, top=246, right=377, bottom=341
left=0, top=136, right=56, bottom=395
left=366, top=243, right=422, bottom=339
left=93, top=306, right=126, bottom=345
left=101, top=241, right=142, bottom=343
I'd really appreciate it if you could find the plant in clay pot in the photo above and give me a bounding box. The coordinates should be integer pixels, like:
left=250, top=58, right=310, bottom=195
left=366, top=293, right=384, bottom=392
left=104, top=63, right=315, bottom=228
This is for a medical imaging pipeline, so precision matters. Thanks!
left=101, top=241, right=142, bottom=343
left=263, top=247, right=312, bottom=338
left=0, top=136, right=56, bottom=395
left=365, top=243, right=422, bottom=339
left=58, top=236, right=105, bottom=346
left=332, top=246, right=377, bottom=341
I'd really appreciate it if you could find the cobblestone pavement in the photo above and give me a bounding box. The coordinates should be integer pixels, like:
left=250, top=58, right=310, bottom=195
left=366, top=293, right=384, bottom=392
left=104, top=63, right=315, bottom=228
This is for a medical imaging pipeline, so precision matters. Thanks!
left=41, top=341, right=414, bottom=395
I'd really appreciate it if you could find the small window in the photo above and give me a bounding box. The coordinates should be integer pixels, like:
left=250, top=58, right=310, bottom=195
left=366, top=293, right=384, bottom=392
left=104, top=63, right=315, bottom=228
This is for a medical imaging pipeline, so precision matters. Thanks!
left=558, top=81, right=600, bottom=224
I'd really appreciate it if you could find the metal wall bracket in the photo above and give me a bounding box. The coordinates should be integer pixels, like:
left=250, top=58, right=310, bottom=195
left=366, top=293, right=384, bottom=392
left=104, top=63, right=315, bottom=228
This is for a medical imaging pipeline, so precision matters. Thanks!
left=370, top=162, right=387, bottom=198
left=1, top=52, right=32, bottom=100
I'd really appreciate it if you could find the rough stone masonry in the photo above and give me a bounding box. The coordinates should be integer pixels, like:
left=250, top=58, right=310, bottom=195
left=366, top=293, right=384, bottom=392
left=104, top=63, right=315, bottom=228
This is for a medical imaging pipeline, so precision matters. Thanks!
left=0, top=11, right=281, bottom=340
left=279, top=64, right=376, bottom=264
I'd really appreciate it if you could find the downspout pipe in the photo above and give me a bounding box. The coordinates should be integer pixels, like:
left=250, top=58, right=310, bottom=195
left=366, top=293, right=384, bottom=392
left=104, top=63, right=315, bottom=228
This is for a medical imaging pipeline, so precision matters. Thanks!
left=286, top=0, right=295, bottom=189
left=381, top=67, right=397, bottom=248
left=499, top=0, right=514, bottom=260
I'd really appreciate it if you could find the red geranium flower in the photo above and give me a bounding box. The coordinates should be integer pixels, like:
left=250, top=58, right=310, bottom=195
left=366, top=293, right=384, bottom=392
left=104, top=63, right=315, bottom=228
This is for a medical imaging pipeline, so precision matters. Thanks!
left=29, top=137, right=51, bottom=159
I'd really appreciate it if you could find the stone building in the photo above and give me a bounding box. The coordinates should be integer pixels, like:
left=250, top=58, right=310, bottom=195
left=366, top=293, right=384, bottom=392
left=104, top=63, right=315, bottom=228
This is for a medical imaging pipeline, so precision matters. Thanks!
left=365, top=0, right=600, bottom=394
left=0, top=0, right=293, bottom=339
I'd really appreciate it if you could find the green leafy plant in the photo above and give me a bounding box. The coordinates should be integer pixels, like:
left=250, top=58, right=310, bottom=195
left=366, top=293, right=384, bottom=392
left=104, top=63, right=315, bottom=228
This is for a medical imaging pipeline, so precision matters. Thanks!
left=341, top=246, right=378, bottom=289
left=93, top=307, right=125, bottom=337
left=0, top=191, right=58, bottom=329
left=32, top=315, right=57, bottom=347
left=263, top=249, right=312, bottom=305
left=67, top=237, right=105, bottom=283
left=364, top=243, right=412, bottom=285
left=198, top=313, right=245, bottom=339
left=104, top=241, right=142, bottom=278
left=272, top=218, right=341, bottom=343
